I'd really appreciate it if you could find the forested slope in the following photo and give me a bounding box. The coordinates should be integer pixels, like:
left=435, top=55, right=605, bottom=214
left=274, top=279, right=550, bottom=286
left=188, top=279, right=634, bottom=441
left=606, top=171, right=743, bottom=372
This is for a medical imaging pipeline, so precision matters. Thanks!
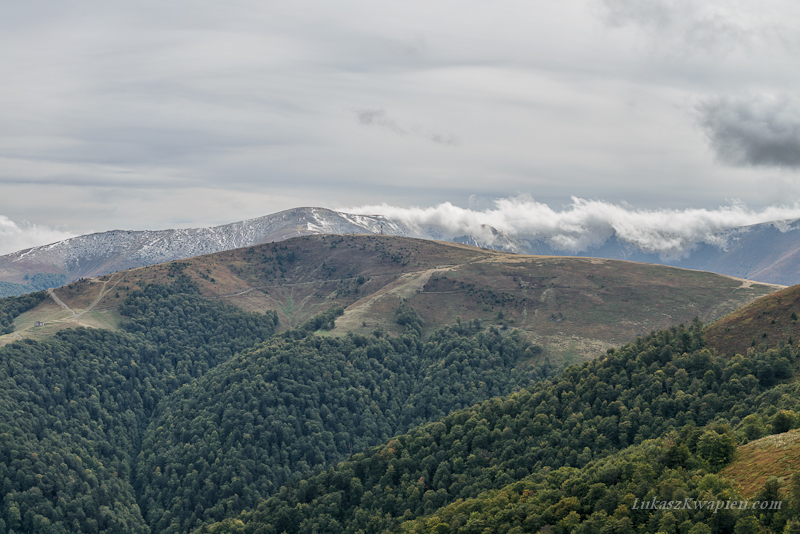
left=0, top=277, right=555, bottom=534
left=197, top=323, right=800, bottom=534
left=0, top=277, right=279, bottom=534
left=394, top=433, right=800, bottom=534
left=133, top=311, right=553, bottom=533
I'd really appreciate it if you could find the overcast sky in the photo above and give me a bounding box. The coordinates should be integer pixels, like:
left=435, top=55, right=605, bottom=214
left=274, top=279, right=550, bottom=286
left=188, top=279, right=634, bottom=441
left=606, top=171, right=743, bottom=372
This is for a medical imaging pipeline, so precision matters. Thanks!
left=2, top=0, right=800, bottom=253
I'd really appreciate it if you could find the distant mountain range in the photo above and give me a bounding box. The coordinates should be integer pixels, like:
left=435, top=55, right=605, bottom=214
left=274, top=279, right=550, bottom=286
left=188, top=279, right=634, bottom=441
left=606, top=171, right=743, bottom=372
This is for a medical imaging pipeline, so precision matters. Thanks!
left=518, top=218, right=800, bottom=286
left=1, top=207, right=799, bottom=297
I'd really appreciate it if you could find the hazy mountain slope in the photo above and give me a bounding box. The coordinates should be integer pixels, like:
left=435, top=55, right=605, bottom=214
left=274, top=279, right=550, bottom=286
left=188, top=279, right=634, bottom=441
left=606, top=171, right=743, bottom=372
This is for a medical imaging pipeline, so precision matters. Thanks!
left=671, top=219, right=800, bottom=285
left=3, top=235, right=781, bottom=363
left=516, top=219, right=800, bottom=286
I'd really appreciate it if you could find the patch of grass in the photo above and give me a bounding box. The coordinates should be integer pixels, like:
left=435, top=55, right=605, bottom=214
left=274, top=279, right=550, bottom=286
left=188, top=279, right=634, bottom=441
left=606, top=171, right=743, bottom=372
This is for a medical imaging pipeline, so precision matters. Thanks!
left=719, top=429, right=800, bottom=498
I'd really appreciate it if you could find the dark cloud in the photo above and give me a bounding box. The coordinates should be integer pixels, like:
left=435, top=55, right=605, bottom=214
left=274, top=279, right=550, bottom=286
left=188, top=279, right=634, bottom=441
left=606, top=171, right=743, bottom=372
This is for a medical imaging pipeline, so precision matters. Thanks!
left=356, top=109, right=406, bottom=134
left=429, top=133, right=459, bottom=146
left=698, top=95, right=800, bottom=168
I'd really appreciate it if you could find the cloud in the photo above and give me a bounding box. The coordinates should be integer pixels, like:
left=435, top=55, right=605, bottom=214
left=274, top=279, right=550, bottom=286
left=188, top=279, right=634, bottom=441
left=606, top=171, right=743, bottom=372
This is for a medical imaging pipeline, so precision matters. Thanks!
left=355, top=108, right=459, bottom=146
left=0, top=0, right=797, bottom=230
left=602, top=0, right=680, bottom=31
left=356, top=109, right=406, bottom=134
left=599, top=0, right=780, bottom=54
left=698, top=94, right=800, bottom=168
left=428, top=132, right=459, bottom=146
left=344, top=196, right=800, bottom=258
left=0, top=216, right=77, bottom=256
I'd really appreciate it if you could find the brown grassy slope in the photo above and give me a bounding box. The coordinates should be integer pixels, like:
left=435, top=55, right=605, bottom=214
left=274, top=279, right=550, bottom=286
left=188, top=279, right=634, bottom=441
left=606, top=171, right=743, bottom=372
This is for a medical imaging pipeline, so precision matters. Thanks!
left=0, top=273, right=128, bottom=346
left=704, top=284, right=800, bottom=356
left=719, top=429, right=800, bottom=498
left=3, top=234, right=782, bottom=363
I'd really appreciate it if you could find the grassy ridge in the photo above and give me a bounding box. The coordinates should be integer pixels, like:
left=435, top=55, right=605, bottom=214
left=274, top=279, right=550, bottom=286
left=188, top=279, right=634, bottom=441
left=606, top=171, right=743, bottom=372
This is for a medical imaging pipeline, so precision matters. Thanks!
left=7, top=235, right=781, bottom=365
left=705, top=284, right=800, bottom=357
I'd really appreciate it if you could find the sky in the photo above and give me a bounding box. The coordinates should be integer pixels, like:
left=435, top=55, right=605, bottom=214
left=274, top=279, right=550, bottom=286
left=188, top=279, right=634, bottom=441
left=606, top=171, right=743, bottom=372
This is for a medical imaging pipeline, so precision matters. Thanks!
left=2, top=0, right=800, bottom=254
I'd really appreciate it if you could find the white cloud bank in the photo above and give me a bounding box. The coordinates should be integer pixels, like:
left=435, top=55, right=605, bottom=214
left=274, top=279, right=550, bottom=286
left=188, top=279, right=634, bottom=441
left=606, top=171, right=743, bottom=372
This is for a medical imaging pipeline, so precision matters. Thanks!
left=3, top=197, right=800, bottom=261
left=0, top=216, right=76, bottom=256
left=345, top=197, right=800, bottom=258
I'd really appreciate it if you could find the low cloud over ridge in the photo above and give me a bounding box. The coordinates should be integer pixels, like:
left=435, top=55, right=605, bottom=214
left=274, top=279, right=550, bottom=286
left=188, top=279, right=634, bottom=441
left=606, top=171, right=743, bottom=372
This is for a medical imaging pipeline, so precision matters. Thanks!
left=345, top=197, right=800, bottom=258
left=0, top=216, right=77, bottom=256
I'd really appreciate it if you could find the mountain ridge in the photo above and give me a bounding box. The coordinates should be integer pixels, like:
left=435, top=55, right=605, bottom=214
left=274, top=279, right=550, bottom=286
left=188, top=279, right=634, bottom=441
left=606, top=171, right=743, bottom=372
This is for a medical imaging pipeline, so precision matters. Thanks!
left=2, top=208, right=800, bottom=298
left=2, top=234, right=782, bottom=365
left=0, top=208, right=409, bottom=292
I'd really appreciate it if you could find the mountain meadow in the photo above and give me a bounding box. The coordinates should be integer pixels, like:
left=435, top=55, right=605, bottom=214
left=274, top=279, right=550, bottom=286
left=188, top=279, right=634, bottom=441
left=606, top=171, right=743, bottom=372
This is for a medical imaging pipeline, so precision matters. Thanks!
left=0, top=235, right=799, bottom=533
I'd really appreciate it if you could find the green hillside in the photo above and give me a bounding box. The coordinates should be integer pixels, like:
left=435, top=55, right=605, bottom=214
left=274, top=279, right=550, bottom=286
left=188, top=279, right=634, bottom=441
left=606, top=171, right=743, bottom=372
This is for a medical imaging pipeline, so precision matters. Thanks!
left=195, top=324, right=800, bottom=534
left=0, top=278, right=279, bottom=534
left=719, top=428, right=800, bottom=498
left=134, top=314, right=553, bottom=533
left=0, top=275, right=559, bottom=534
left=394, top=433, right=799, bottom=534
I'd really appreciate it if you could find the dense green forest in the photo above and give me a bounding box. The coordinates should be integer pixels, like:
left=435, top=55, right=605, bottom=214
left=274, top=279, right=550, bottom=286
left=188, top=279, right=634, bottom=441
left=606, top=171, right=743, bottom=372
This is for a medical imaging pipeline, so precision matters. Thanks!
left=0, top=278, right=279, bottom=534
left=0, top=277, right=553, bottom=534
left=196, top=323, right=800, bottom=534
left=394, top=433, right=800, bottom=534
left=3, top=272, right=800, bottom=534
left=134, top=316, right=550, bottom=534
